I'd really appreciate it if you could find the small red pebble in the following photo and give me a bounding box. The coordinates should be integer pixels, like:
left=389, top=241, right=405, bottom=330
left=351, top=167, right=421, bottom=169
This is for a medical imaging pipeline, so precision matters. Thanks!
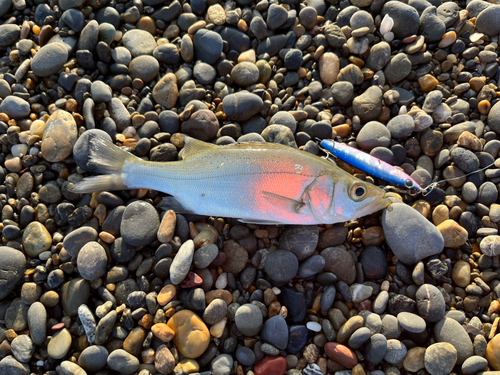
left=402, top=35, right=417, bottom=44
left=180, top=272, right=203, bottom=288
left=51, top=323, right=65, bottom=331
left=355, top=300, right=372, bottom=311
left=253, top=356, right=287, bottom=375
left=324, top=342, right=358, bottom=369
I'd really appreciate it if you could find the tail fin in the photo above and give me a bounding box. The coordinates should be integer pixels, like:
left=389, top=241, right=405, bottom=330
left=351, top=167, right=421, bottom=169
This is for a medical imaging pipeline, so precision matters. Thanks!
left=71, top=136, right=141, bottom=194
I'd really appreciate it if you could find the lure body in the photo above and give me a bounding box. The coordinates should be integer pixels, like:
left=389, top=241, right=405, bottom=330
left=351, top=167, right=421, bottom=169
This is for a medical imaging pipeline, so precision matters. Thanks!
left=320, top=139, right=421, bottom=190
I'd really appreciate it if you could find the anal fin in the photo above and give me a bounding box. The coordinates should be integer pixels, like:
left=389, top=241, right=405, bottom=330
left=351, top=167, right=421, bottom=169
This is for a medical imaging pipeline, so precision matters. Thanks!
left=158, top=196, right=195, bottom=214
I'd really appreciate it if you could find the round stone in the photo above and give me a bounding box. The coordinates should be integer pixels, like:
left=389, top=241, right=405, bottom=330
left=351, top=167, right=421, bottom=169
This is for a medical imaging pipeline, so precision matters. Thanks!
left=415, top=284, right=445, bottom=322
left=193, top=29, right=223, bottom=64
left=264, top=249, right=299, bottom=284
left=121, top=201, right=160, bottom=246
left=22, top=222, right=52, bottom=258
left=321, top=247, right=356, bottom=284
left=235, top=304, right=263, bottom=336
left=231, top=62, right=259, bottom=86
left=77, top=242, right=108, bottom=280
left=78, top=346, right=108, bottom=372
left=128, top=55, right=159, bottom=83
left=122, top=29, right=157, bottom=56
left=424, top=343, right=457, bottom=375
left=384, top=339, right=407, bottom=365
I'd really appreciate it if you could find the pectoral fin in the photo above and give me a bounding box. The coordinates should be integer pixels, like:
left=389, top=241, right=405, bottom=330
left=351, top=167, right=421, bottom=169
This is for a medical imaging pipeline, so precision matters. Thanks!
left=261, top=191, right=305, bottom=214
left=302, top=174, right=335, bottom=218
left=238, top=218, right=284, bottom=226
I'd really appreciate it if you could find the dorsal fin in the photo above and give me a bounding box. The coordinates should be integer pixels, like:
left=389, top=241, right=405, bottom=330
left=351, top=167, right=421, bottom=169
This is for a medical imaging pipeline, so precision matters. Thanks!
left=181, top=136, right=217, bottom=159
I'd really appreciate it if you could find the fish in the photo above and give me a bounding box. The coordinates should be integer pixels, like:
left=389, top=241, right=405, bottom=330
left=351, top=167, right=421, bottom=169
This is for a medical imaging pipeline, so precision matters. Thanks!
left=71, top=135, right=392, bottom=225
left=319, top=139, right=422, bottom=190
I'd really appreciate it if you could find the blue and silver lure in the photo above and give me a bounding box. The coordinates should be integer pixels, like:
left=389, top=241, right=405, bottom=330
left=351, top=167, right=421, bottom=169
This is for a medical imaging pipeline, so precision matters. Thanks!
left=319, top=139, right=422, bottom=191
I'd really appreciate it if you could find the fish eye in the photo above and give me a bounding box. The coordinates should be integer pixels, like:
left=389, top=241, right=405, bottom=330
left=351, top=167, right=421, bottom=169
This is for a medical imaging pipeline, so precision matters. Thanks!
left=350, top=183, right=367, bottom=201
left=405, top=179, right=413, bottom=188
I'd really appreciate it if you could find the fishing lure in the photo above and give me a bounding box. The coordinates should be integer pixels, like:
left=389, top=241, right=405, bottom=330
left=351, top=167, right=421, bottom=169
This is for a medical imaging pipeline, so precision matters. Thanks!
left=319, top=139, right=422, bottom=190
left=319, top=139, right=497, bottom=196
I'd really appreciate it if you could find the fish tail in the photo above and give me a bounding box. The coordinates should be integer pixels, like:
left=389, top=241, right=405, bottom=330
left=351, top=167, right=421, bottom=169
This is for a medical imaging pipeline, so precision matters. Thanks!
left=71, top=136, right=142, bottom=193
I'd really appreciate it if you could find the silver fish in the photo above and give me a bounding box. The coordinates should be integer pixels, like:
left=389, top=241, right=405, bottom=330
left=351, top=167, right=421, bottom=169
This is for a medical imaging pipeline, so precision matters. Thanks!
left=71, top=136, right=391, bottom=225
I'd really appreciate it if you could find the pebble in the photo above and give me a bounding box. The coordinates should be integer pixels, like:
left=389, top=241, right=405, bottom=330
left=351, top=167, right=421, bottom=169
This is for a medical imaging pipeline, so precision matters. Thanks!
left=415, top=284, right=445, bottom=322
left=41, top=110, right=78, bottom=162
left=382, top=203, right=444, bottom=264
left=397, top=312, right=426, bottom=333
left=121, top=201, right=160, bottom=246
left=167, top=310, right=210, bottom=358
left=107, top=349, right=140, bottom=374
left=424, top=343, right=457, bottom=375
left=434, top=318, right=473, bottom=364
left=0, top=247, right=26, bottom=301
left=78, top=345, right=108, bottom=373
left=77, top=242, right=107, bottom=280
left=264, top=249, right=299, bottom=284
left=261, top=315, right=289, bottom=350
left=122, top=29, right=157, bottom=56
left=235, top=303, right=263, bottom=336
left=0, top=96, right=30, bottom=120
left=31, top=43, right=68, bottom=77
left=47, top=328, right=72, bottom=359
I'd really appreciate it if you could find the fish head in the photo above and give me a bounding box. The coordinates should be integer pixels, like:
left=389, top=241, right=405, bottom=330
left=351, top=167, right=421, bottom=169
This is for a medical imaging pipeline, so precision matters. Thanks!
left=327, top=175, right=391, bottom=222
left=302, top=171, right=391, bottom=223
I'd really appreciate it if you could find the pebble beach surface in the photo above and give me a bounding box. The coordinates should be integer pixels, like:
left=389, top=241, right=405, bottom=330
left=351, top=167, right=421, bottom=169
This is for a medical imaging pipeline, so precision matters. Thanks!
left=2, top=0, right=500, bottom=374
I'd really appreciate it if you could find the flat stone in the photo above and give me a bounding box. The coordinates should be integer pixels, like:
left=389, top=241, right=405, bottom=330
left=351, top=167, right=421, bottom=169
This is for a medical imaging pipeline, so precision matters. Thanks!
left=31, top=43, right=68, bottom=77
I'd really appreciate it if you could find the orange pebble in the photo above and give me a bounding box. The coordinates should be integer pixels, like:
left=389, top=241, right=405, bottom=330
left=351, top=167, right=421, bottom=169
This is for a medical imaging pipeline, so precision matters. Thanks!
left=478, top=100, right=491, bottom=115
left=332, top=124, right=350, bottom=138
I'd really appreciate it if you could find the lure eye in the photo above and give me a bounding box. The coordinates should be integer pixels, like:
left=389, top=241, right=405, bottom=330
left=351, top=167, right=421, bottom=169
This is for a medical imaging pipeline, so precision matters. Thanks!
left=405, top=179, right=414, bottom=188
left=350, top=183, right=367, bottom=201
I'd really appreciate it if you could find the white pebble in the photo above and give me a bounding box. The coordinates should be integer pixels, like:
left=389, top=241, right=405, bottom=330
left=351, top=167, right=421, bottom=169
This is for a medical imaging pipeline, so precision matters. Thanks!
left=29, top=147, right=39, bottom=156
left=380, top=14, right=394, bottom=35
left=215, top=272, right=228, bottom=289
left=398, top=105, right=407, bottom=115
left=39, top=251, right=52, bottom=261
left=122, top=126, right=137, bottom=138
left=306, top=321, right=322, bottom=332
left=383, top=32, right=394, bottom=42
left=272, top=287, right=281, bottom=295
left=11, top=143, right=28, bottom=157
